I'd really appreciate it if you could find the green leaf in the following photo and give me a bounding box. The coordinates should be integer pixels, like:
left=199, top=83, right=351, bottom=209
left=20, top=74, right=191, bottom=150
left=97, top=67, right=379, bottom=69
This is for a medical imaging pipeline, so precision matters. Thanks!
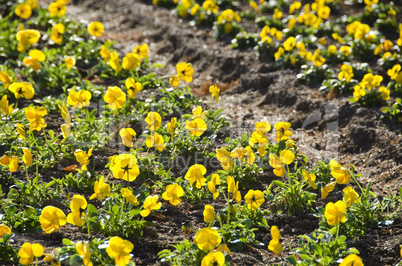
left=69, top=254, right=83, bottom=265
left=87, top=204, right=98, bottom=216
left=62, top=238, right=72, bottom=246
left=112, top=204, right=119, bottom=214
left=380, top=107, right=389, bottom=113
left=278, top=141, right=286, bottom=150
left=129, top=209, right=141, bottom=217
left=285, top=256, right=298, bottom=265
left=45, top=181, right=55, bottom=189
left=272, top=180, right=287, bottom=188
left=313, top=244, right=323, bottom=256
left=152, top=63, right=165, bottom=68
left=48, top=130, right=55, bottom=139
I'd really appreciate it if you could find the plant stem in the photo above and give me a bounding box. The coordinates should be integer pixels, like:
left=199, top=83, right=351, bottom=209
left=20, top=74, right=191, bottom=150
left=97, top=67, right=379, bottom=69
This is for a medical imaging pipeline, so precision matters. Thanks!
left=86, top=215, right=91, bottom=239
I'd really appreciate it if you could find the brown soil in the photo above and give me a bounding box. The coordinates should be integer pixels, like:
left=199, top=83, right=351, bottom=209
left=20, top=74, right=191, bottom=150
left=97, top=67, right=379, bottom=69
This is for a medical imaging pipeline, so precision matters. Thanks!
left=15, top=0, right=402, bottom=265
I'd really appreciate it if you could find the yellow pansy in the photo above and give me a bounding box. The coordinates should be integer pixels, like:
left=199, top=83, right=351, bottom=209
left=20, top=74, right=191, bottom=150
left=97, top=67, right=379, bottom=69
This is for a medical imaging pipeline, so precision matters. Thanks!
left=87, top=21, right=104, bottom=37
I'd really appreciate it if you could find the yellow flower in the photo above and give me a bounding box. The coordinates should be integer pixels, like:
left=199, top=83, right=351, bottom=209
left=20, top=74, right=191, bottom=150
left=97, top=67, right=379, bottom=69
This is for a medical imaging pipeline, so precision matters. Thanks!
left=340, top=45, right=351, bottom=56
left=0, top=155, right=11, bottom=166
left=23, top=49, right=46, bottom=71
left=87, top=21, right=104, bottom=37
left=289, top=1, right=301, bottom=13
left=26, top=106, right=47, bottom=131
left=249, top=131, right=268, bottom=156
left=169, top=75, right=180, bottom=87
left=18, top=243, right=44, bottom=265
left=0, top=95, right=13, bottom=115
left=230, top=146, right=246, bottom=161
left=111, top=154, right=140, bottom=182
left=133, top=43, right=149, bottom=59
left=387, top=64, right=401, bottom=80
left=207, top=174, right=220, bottom=200
left=288, top=17, right=297, bottom=30
left=17, top=123, right=26, bottom=139
left=217, top=9, right=241, bottom=24
left=364, top=0, right=378, bottom=6
left=324, top=200, right=347, bottom=226
left=64, top=56, right=76, bottom=69
left=100, top=45, right=111, bottom=61
left=15, top=4, right=32, bottom=19
left=216, top=148, right=233, bottom=170
left=209, top=84, right=220, bottom=104
left=109, top=51, right=121, bottom=73
left=255, top=121, right=271, bottom=134
left=194, top=228, right=222, bottom=252
left=201, top=251, right=225, bottom=266
left=227, top=176, right=241, bottom=203
left=216, top=243, right=231, bottom=255
left=167, top=117, right=177, bottom=137
left=48, top=2, right=66, bottom=17
left=106, top=236, right=134, bottom=266
left=50, top=23, right=65, bottom=44
left=125, top=78, right=142, bottom=99
left=9, top=156, right=18, bottom=172
left=379, top=86, right=390, bottom=101
left=321, top=182, right=336, bottom=199
left=23, top=149, right=32, bottom=166
left=302, top=169, right=317, bottom=189
left=0, top=71, right=13, bottom=89
left=274, top=122, right=292, bottom=142
left=76, top=242, right=92, bottom=266
left=0, top=224, right=11, bottom=237
left=268, top=225, right=282, bottom=254
left=330, top=159, right=350, bottom=184
left=260, top=26, right=272, bottom=44
left=269, top=150, right=295, bottom=177
left=311, top=50, right=326, bottom=66
left=361, top=74, right=383, bottom=89
left=103, top=86, right=126, bottom=110
left=122, top=52, right=141, bottom=71
left=185, top=164, right=207, bottom=189
left=74, top=148, right=93, bottom=171
left=317, top=5, right=330, bottom=19
left=120, top=188, right=139, bottom=206
left=203, top=0, right=219, bottom=14
left=176, top=62, right=194, bottom=83
left=146, top=132, right=166, bottom=151
left=185, top=118, right=207, bottom=137
left=44, top=253, right=61, bottom=266
left=338, top=64, right=354, bottom=82
left=203, top=204, right=215, bottom=223
left=339, top=254, right=364, bottom=266
left=67, top=89, right=92, bottom=108
left=140, top=195, right=161, bottom=217
left=383, top=40, right=393, bottom=51
left=16, top=29, right=40, bottom=52
left=145, top=112, right=162, bottom=131
left=28, top=0, right=38, bottom=9
left=354, top=23, right=370, bottom=40
left=67, top=195, right=87, bottom=227
left=283, top=36, right=296, bottom=51
left=244, top=146, right=256, bottom=164
left=119, top=128, right=136, bottom=148
left=353, top=85, right=366, bottom=101
left=343, top=187, right=359, bottom=207
left=244, top=189, right=265, bottom=210
left=39, top=206, right=66, bottom=233
left=328, top=45, right=337, bottom=54
left=89, top=176, right=111, bottom=202
left=162, top=184, right=184, bottom=206
left=192, top=106, right=206, bottom=119
left=9, top=82, right=35, bottom=99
